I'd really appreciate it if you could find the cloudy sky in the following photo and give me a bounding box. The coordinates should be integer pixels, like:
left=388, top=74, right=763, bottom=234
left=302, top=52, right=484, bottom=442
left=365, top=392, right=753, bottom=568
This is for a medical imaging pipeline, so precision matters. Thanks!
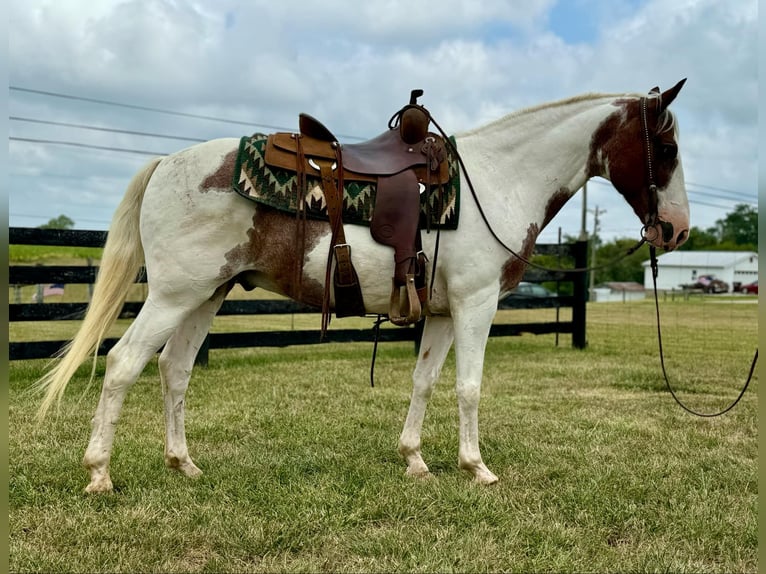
left=8, top=0, right=758, bottom=244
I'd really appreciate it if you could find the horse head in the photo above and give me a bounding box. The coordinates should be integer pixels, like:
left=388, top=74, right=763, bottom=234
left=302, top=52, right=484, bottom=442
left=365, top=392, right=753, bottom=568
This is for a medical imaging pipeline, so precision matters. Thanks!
left=589, top=79, right=690, bottom=251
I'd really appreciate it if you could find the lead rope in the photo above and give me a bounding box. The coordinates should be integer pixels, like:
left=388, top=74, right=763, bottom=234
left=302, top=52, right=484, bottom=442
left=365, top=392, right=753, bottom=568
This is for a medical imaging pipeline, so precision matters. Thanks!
left=649, top=246, right=757, bottom=416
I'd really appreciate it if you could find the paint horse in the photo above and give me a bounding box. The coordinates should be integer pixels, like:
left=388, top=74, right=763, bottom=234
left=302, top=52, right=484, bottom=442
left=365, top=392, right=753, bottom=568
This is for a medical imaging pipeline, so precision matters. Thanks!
left=37, top=81, right=689, bottom=493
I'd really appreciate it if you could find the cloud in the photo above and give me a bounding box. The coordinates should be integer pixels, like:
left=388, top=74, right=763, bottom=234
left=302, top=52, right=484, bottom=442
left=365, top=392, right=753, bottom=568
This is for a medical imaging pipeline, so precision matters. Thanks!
left=8, top=0, right=757, bottom=238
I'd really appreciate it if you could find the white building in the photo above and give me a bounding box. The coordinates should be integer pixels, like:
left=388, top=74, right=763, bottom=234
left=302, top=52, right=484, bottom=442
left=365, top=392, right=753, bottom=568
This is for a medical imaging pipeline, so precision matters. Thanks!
left=642, top=251, right=758, bottom=292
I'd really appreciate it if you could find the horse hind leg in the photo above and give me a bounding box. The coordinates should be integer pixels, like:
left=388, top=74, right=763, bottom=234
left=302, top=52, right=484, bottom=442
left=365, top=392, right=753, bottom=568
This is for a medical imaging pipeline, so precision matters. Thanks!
left=82, top=294, right=206, bottom=493
left=398, top=316, right=454, bottom=478
left=159, top=283, right=230, bottom=478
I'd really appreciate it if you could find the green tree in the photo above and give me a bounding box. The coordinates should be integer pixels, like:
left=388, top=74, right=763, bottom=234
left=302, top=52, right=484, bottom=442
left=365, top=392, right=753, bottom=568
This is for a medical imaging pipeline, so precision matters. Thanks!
left=680, top=204, right=757, bottom=251
left=593, top=237, right=649, bottom=284
left=679, top=225, right=718, bottom=251
left=38, top=215, right=75, bottom=230
left=715, top=204, right=757, bottom=248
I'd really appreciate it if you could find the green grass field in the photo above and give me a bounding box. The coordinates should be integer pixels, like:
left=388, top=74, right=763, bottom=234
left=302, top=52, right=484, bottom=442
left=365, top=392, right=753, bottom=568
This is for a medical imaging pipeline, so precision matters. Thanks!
left=8, top=295, right=758, bottom=573
left=9, top=250, right=759, bottom=571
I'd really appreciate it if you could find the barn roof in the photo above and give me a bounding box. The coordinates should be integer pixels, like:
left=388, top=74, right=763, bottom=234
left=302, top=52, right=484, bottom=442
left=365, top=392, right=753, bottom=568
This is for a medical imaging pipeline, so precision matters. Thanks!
left=641, top=250, right=758, bottom=268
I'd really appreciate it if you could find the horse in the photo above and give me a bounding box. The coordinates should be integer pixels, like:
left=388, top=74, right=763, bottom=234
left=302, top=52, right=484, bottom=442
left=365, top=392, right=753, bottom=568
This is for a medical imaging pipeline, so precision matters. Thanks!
left=36, top=80, right=690, bottom=493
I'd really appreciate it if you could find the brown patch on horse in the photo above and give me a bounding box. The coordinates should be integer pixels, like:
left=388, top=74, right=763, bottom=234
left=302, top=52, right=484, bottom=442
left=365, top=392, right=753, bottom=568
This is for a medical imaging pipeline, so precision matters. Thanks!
left=200, top=150, right=237, bottom=192
left=543, top=187, right=572, bottom=228
left=219, top=205, right=327, bottom=307
left=500, top=223, right=539, bottom=292
left=587, top=98, right=679, bottom=225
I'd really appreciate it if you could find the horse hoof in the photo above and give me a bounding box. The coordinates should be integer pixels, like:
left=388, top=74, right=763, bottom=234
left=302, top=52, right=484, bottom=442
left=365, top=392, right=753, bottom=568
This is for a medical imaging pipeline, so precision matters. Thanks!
left=84, top=476, right=114, bottom=494
left=166, top=457, right=203, bottom=478
left=405, top=464, right=432, bottom=479
left=473, top=470, right=499, bottom=485
left=177, top=462, right=203, bottom=478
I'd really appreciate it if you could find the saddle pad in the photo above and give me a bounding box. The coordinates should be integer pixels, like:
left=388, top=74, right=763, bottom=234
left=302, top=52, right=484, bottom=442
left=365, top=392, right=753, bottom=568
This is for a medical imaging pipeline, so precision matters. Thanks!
left=232, top=134, right=460, bottom=230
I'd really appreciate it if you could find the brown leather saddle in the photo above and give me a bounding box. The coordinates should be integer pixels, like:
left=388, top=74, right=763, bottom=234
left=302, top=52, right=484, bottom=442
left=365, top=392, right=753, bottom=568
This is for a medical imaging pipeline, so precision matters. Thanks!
left=263, top=90, right=450, bottom=331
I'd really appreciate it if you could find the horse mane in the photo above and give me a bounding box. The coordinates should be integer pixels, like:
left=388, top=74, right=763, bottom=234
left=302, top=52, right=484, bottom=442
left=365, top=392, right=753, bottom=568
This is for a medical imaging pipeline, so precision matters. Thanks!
left=460, top=92, right=676, bottom=136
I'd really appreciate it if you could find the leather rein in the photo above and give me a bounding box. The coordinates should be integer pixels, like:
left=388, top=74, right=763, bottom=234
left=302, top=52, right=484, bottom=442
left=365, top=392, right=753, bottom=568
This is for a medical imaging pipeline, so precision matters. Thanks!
left=429, top=99, right=757, bottom=416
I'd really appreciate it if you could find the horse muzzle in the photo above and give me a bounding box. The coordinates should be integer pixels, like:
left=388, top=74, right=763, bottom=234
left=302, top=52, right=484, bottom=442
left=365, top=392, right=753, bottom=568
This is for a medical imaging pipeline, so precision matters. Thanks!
left=642, top=218, right=689, bottom=251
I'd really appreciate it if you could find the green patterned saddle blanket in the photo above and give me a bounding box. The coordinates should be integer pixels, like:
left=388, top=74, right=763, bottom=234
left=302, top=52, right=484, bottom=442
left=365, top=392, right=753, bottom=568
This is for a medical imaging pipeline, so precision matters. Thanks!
left=232, top=134, right=460, bottom=230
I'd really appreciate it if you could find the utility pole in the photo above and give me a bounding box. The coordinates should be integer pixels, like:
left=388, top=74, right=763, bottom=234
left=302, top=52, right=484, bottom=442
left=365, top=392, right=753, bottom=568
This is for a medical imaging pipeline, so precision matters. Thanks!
left=588, top=205, right=604, bottom=296
left=579, top=182, right=588, bottom=241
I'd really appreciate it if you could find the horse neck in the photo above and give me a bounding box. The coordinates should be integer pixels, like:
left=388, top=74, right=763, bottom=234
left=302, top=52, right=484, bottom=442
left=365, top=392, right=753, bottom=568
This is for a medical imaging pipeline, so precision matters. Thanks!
left=454, top=95, right=624, bottom=218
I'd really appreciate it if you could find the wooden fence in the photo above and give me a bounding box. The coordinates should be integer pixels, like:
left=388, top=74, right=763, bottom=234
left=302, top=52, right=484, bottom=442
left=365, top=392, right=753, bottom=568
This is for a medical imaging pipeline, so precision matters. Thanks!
left=9, top=227, right=589, bottom=363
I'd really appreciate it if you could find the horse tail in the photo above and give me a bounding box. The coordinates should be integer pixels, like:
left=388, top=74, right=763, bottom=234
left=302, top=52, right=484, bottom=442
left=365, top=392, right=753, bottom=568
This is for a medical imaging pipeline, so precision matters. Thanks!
left=36, top=157, right=163, bottom=421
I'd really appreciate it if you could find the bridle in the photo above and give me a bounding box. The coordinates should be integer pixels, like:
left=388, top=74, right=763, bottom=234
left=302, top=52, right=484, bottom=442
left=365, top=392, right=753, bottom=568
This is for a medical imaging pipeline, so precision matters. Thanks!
left=434, top=97, right=758, bottom=416
left=636, top=97, right=757, bottom=417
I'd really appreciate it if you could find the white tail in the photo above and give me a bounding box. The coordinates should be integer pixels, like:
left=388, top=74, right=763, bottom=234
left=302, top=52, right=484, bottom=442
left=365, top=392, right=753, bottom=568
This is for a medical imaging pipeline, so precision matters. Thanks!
left=36, top=157, right=163, bottom=421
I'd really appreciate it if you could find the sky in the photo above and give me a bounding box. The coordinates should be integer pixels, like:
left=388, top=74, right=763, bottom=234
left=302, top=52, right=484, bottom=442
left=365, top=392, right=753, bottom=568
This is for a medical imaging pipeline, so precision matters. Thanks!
left=7, top=0, right=758, bottom=245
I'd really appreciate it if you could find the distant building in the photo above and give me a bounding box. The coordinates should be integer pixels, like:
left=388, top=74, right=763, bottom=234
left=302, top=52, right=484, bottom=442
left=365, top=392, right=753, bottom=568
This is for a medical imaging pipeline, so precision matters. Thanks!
left=642, top=251, right=758, bottom=292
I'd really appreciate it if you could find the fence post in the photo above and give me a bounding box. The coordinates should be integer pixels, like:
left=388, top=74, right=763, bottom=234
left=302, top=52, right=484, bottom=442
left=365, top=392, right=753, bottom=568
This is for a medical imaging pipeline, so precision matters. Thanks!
left=87, top=258, right=95, bottom=301
left=571, top=240, right=588, bottom=349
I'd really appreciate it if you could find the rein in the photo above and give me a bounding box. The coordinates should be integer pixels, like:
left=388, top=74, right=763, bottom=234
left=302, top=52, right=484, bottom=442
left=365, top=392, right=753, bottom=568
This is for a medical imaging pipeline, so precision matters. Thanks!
left=430, top=103, right=758, bottom=416
left=428, top=115, right=649, bottom=275
left=649, top=247, right=757, bottom=417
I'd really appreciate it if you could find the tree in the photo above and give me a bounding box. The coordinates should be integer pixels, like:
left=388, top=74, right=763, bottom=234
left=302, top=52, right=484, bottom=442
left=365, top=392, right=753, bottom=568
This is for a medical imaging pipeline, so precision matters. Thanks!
left=593, top=237, right=649, bottom=285
left=38, top=215, right=75, bottom=230
left=678, top=225, right=718, bottom=251
left=680, top=204, right=757, bottom=251
left=715, top=204, right=757, bottom=249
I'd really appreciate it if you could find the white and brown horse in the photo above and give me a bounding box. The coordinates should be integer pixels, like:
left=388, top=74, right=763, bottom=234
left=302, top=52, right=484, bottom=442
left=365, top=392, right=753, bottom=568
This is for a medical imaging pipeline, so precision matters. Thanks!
left=37, top=81, right=689, bottom=492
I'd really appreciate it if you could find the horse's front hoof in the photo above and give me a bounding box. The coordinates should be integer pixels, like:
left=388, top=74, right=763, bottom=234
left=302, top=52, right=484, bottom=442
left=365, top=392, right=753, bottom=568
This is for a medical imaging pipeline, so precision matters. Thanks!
left=472, top=468, right=499, bottom=485
left=404, top=457, right=432, bottom=479
left=405, top=466, right=434, bottom=480
left=84, top=475, right=114, bottom=494
left=474, top=471, right=500, bottom=485
left=176, top=461, right=203, bottom=478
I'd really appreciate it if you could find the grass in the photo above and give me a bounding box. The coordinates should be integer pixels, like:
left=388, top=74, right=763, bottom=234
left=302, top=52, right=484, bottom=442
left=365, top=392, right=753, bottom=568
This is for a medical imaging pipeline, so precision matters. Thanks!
left=8, top=296, right=758, bottom=573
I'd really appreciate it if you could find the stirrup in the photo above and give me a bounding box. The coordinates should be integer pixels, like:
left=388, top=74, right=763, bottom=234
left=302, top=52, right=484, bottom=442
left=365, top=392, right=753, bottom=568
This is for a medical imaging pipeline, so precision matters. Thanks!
left=388, top=275, right=421, bottom=326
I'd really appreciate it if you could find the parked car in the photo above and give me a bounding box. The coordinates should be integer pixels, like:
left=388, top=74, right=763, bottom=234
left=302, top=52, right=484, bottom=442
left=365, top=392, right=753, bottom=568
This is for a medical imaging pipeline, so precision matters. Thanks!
left=681, top=274, right=729, bottom=294
left=498, top=282, right=559, bottom=309
left=740, top=280, right=758, bottom=295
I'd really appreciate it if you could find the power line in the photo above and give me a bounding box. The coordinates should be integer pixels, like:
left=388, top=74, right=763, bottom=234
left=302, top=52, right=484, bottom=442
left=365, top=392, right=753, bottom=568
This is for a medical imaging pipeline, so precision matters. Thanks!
left=587, top=177, right=755, bottom=205
left=9, top=138, right=756, bottom=212
left=10, top=116, right=208, bottom=143
left=686, top=180, right=758, bottom=198
left=9, top=85, right=365, bottom=141
left=9, top=137, right=167, bottom=156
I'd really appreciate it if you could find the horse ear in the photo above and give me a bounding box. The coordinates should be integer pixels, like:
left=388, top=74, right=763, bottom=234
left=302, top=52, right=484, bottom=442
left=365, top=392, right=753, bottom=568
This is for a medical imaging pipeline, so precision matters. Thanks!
left=659, top=78, right=687, bottom=110
left=649, top=86, right=660, bottom=94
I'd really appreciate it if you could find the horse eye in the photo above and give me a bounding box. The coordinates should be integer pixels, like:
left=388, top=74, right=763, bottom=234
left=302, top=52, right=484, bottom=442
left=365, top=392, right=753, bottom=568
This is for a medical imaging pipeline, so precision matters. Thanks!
left=659, top=143, right=677, bottom=160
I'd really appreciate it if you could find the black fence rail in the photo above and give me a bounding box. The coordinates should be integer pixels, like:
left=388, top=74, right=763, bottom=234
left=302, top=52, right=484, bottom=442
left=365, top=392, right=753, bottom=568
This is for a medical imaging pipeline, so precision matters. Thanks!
left=9, top=227, right=588, bottom=362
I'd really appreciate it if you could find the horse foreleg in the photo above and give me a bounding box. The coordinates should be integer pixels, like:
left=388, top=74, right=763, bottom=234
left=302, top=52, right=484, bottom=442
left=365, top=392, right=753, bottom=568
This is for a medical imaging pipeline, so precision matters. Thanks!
left=82, top=297, right=195, bottom=493
left=398, top=315, right=454, bottom=478
left=452, top=293, right=499, bottom=484
left=159, top=284, right=229, bottom=478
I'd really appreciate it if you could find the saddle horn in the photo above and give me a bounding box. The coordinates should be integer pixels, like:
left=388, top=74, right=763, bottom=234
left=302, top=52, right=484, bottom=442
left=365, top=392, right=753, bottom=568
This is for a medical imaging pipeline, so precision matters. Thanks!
left=389, top=89, right=431, bottom=144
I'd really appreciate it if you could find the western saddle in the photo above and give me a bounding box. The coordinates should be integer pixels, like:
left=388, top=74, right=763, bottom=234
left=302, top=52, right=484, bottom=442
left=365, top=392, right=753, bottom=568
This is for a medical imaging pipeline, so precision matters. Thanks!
left=263, top=90, right=450, bottom=333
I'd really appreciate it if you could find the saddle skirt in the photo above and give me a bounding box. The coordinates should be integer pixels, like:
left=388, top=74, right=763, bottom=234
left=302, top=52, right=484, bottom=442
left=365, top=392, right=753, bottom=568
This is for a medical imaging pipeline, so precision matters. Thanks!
left=232, top=134, right=460, bottom=230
